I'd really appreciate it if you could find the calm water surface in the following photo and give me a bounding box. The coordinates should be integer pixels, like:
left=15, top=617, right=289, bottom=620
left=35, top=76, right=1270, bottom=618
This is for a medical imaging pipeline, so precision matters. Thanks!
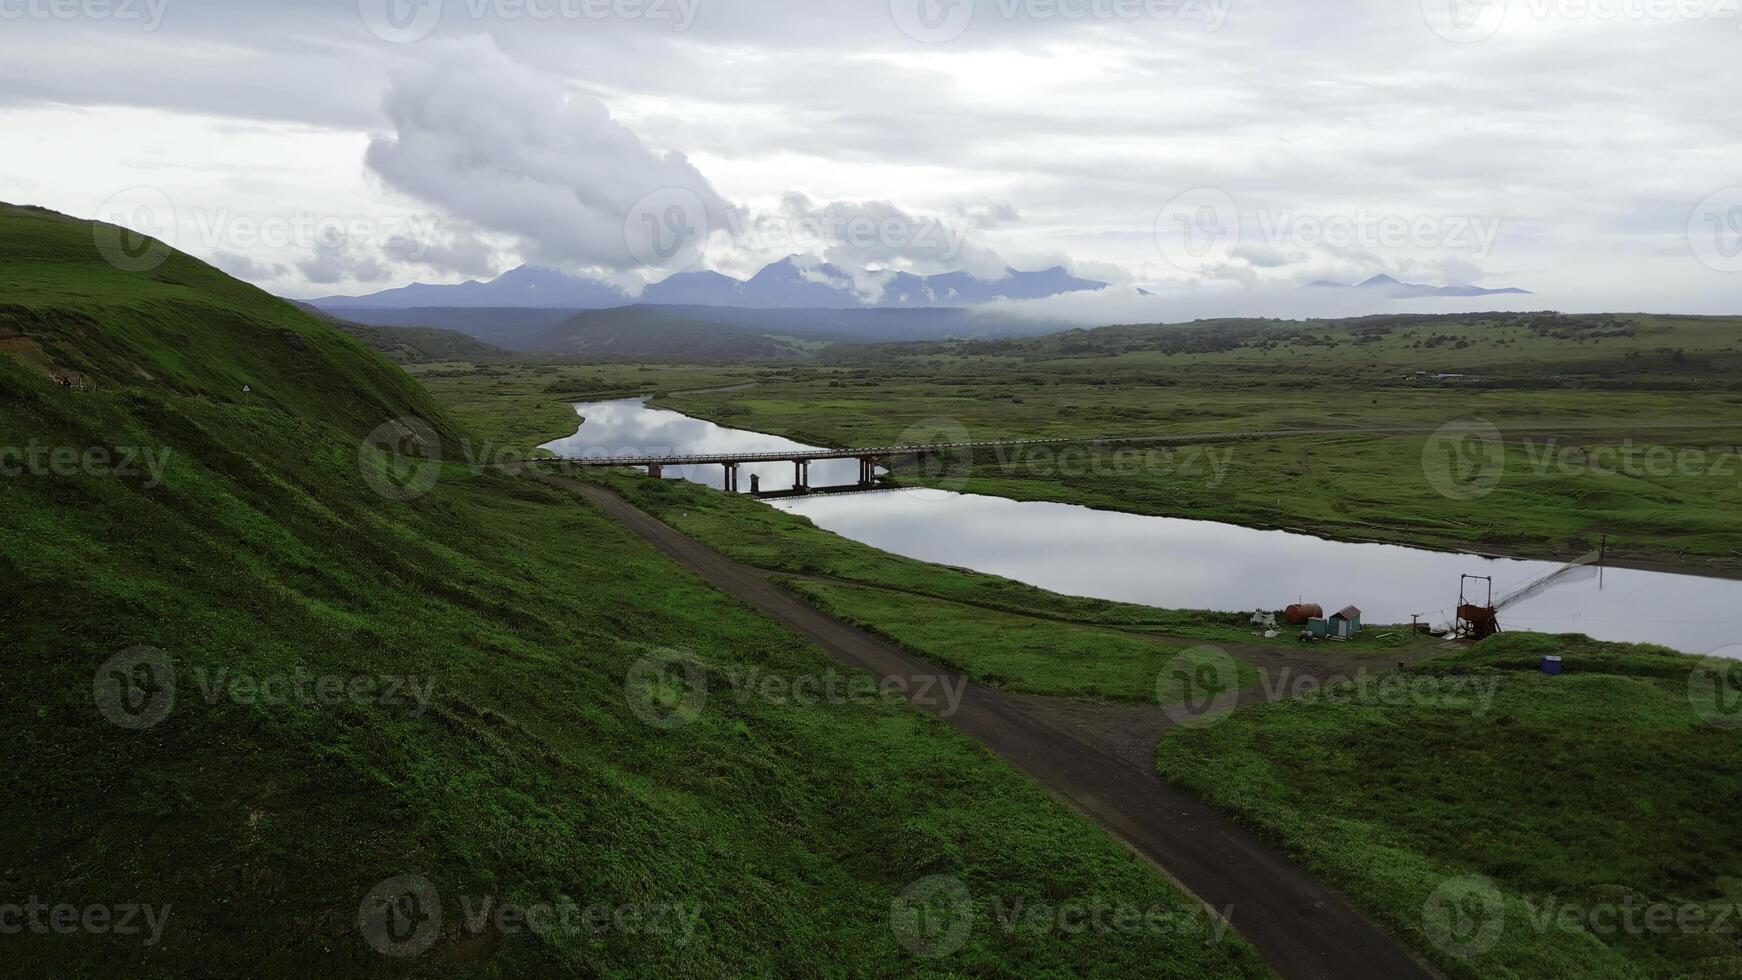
left=543, top=399, right=1742, bottom=656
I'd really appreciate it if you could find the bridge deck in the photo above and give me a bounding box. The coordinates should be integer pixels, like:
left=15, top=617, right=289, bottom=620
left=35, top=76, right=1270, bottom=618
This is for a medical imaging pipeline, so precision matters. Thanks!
left=536, top=439, right=1073, bottom=468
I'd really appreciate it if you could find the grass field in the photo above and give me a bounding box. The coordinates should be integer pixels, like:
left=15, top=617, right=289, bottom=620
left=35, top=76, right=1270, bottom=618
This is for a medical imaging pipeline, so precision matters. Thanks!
left=0, top=204, right=1267, bottom=977
left=413, top=311, right=1742, bottom=574
left=409, top=328, right=1742, bottom=977
left=1156, top=633, right=1742, bottom=978
left=775, top=576, right=1259, bottom=703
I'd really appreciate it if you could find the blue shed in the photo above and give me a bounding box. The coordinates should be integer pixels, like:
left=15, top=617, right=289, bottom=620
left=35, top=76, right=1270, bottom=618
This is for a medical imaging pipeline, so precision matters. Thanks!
left=1330, top=606, right=1363, bottom=638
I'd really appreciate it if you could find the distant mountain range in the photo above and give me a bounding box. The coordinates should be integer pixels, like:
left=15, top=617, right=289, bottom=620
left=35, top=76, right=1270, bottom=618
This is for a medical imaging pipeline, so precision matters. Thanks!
left=309, top=257, right=1109, bottom=312
left=316, top=303, right=1077, bottom=359
left=1304, top=274, right=1533, bottom=298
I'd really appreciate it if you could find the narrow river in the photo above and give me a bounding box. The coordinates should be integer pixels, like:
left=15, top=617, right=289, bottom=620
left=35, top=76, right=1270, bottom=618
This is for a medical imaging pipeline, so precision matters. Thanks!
left=543, top=398, right=1742, bottom=656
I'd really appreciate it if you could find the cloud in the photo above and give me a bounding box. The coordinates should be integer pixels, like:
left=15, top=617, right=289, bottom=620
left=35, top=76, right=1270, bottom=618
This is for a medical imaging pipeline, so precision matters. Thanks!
left=298, top=236, right=391, bottom=286
left=364, top=36, right=733, bottom=275
left=210, top=250, right=288, bottom=283
left=762, top=193, right=1009, bottom=279
left=380, top=224, right=503, bottom=279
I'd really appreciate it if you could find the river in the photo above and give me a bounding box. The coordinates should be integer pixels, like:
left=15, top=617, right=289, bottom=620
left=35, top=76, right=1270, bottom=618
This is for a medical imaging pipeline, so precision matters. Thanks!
left=542, top=398, right=1742, bottom=656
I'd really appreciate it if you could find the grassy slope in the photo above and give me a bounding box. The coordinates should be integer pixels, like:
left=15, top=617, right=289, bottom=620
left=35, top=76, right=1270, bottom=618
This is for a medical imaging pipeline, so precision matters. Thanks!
left=326, top=319, right=511, bottom=365
left=0, top=205, right=1263, bottom=977
left=648, top=315, right=1742, bottom=571
left=776, top=576, right=1258, bottom=703
left=1156, top=633, right=1742, bottom=978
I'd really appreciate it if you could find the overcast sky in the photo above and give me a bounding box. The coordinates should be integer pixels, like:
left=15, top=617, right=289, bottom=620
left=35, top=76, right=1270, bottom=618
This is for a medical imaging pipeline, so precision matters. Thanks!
left=4, top=0, right=1741, bottom=319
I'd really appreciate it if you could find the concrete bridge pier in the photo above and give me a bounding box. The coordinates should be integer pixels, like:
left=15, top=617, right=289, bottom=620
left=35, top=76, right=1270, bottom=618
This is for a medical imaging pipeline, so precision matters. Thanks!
left=793, top=459, right=810, bottom=490
left=647, top=463, right=664, bottom=480
left=857, top=456, right=877, bottom=487
left=723, top=462, right=740, bottom=493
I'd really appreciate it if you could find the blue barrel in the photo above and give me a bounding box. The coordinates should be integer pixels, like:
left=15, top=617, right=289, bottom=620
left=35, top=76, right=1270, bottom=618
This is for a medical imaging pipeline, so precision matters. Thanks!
left=1541, top=656, right=1564, bottom=676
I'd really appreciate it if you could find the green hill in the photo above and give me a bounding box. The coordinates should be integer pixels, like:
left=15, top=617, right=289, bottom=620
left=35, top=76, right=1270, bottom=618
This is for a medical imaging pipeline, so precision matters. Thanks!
left=0, top=203, right=1261, bottom=977
left=529, top=306, right=808, bottom=361
left=321, top=317, right=512, bottom=365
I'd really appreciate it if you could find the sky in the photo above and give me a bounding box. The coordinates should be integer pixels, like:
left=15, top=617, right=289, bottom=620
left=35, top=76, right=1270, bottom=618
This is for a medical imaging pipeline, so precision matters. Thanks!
left=3, top=0, right=1741, bottom=321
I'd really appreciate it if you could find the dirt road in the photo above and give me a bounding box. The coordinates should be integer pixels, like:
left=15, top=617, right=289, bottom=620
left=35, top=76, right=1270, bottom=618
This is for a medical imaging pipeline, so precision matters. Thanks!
left=541, top=474, right=1439, bottom=980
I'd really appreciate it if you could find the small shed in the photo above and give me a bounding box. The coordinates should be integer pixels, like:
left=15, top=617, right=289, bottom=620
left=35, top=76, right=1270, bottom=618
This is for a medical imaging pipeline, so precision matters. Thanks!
left=1304, top=618, right=1331, bottom=639
left=1330, top=606, right=1363, bottom=638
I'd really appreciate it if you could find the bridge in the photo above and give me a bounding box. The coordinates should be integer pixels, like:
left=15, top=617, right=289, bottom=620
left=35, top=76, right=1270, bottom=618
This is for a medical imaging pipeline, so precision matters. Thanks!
left=532, top=439, right=1075, bottom=497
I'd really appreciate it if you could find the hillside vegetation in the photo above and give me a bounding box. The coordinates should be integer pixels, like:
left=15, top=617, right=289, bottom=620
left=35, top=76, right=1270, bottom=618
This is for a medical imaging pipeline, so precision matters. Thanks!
left=1157, top=633, right=1742, bottom=978
left=0, top=204, right=1264, bottom=977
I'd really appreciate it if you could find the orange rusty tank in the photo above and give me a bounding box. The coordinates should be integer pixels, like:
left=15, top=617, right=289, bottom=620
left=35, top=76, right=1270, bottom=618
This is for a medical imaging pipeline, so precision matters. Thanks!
left=1283, top=604, right=1324, bottom=625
